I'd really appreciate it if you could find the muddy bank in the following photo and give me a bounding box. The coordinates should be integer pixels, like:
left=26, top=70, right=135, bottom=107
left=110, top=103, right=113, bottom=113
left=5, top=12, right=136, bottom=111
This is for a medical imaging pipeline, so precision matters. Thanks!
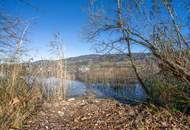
left=23, top=98, right=190, bottom=130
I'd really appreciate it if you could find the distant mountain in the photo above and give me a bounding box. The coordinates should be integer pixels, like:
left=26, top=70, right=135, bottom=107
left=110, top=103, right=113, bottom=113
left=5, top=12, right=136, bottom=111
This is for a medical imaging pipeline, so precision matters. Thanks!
left=32, top=53, right=151, bottom=66
left=65, top=53, right=151, bottom=65
left=29, top=53, right=152, bottom=81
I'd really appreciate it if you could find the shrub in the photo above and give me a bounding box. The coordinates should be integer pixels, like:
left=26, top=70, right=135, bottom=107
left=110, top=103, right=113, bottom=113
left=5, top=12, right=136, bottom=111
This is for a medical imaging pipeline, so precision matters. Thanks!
left=145, top=75, right=190, bottom=115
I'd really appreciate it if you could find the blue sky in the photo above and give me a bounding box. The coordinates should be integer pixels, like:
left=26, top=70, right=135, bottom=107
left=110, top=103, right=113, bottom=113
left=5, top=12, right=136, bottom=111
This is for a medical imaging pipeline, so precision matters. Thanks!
left=1, top=0, right=189, bottom=61
left=1, top=0, right=94, bottom=60
left=0, top=0, right=161, bottom=60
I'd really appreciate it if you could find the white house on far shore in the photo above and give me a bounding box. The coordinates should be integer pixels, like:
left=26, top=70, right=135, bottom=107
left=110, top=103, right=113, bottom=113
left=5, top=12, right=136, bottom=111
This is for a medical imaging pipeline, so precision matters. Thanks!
left=79, top=66, right=90, bottom=73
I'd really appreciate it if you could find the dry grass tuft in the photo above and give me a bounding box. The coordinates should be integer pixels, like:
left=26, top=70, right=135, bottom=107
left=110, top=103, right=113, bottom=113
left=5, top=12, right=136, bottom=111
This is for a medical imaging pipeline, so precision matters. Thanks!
left=0, top=64, right=43, bottom=130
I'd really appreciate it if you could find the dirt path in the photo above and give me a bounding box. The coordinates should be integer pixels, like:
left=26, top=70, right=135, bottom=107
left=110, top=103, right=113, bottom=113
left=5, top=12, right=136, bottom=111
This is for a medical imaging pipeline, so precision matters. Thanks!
left=23, top=98, right=190, bottom=130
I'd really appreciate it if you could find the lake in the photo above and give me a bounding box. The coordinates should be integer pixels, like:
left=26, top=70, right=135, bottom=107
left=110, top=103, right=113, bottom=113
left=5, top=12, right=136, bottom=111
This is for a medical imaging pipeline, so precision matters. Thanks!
left=40, top=77, right=148, bottom=104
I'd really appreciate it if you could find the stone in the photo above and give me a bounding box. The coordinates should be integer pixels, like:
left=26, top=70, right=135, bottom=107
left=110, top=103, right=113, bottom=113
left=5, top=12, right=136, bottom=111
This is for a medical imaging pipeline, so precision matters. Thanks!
left=58, top=111, right=64, bottom=116
left=68, top=98, right=75, bottom=101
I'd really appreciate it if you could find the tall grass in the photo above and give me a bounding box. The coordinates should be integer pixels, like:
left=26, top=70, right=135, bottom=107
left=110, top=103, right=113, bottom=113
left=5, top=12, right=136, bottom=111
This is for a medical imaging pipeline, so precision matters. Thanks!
left=48, top=32, right=67, bottom=100
left=0, top=63, right=43, bottom=129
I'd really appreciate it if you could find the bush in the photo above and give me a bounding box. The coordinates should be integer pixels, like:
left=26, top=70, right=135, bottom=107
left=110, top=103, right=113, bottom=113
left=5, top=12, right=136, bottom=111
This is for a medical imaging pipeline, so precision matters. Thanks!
left=145, top=75, right=190, bottom=115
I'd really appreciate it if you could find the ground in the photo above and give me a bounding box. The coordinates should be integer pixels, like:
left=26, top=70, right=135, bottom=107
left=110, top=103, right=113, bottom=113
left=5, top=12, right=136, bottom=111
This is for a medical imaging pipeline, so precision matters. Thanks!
left=23, top=98, right=190, bottom=130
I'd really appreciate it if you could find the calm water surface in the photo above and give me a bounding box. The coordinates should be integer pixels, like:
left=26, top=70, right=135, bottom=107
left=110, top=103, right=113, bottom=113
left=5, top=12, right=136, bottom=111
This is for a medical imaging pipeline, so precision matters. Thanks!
left=40, top=77, right=148, bottom=103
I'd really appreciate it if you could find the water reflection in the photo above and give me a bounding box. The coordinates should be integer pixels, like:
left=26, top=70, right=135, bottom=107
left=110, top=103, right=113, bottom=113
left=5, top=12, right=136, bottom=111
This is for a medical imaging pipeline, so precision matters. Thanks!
left=87, top=83, right=147, bottom=103
left=39, top=77, right=148, bottom=103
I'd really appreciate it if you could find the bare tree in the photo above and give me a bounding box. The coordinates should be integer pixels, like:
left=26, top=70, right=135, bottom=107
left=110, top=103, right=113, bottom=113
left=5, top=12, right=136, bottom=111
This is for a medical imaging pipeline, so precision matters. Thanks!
left=0, top=13, right=30, bottom=63
left=0, top=2, right=43, bottom=129
left=85, top=0, right=190, bottom=90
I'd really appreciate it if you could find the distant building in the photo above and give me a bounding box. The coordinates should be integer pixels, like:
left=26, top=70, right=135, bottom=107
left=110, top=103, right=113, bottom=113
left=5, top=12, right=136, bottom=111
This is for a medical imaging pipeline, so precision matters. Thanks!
left=79, top=66, right=90, bottom=72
